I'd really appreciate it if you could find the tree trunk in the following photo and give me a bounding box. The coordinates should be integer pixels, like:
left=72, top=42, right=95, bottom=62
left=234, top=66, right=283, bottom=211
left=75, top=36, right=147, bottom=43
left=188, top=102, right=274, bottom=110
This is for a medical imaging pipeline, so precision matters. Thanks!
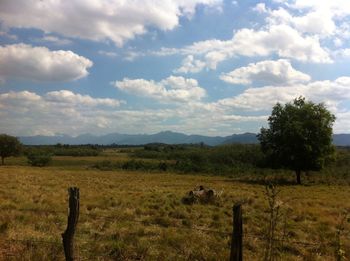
left=296, top=170, right=301, bottom=185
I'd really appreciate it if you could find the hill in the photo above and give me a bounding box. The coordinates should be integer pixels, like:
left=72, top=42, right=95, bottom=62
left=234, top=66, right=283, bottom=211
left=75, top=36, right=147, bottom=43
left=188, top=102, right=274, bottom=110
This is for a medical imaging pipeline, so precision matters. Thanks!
left=18, top=131, right=350, bottom=146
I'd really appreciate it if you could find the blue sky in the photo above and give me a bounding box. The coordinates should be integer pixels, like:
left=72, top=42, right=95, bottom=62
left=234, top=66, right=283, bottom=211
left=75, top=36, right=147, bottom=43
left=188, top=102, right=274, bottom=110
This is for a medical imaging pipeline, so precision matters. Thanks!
left=1, top=0, right=350, bottom=136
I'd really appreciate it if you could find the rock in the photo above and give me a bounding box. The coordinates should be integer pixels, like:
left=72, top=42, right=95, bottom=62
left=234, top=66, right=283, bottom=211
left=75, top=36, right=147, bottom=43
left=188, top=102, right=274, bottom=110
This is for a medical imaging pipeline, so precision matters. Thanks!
left=182, top=185, right=216, bottom=204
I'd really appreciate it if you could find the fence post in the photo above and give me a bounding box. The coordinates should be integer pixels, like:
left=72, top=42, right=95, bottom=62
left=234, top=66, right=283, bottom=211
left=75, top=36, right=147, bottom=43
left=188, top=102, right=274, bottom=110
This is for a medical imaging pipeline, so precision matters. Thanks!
left=62, top=187, right=80, bottom=261
left=230, top=203, right=243, bottom=261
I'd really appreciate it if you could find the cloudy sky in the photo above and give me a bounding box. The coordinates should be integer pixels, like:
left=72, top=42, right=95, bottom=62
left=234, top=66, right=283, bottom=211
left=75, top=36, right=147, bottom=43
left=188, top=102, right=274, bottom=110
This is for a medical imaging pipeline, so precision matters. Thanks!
left=1, top=0, right=350, bottom=136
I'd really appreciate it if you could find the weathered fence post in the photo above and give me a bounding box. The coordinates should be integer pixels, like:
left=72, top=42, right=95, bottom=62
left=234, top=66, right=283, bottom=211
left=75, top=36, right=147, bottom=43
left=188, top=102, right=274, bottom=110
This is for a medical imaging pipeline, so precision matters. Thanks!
left=62, top=187, right=80, bottom=261
left=230, top=203, right=243, bottom=261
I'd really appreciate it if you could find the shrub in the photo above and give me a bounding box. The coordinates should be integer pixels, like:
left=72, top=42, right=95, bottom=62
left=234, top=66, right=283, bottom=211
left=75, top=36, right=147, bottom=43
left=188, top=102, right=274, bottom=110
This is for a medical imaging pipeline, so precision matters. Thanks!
left=158, top=162, right=168, bottom=171
left=175, top=159, right=203, bottom=173
left=92, top=160, right=114, bottom=170
left=27, top=152, right=52, bottom=167
left=122, top=160, right=154, bottom=171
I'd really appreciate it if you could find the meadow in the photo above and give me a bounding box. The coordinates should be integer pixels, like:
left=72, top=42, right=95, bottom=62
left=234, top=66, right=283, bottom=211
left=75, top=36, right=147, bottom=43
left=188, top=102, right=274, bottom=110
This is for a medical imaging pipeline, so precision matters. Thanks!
left=0, top=146, right=349, bottom=260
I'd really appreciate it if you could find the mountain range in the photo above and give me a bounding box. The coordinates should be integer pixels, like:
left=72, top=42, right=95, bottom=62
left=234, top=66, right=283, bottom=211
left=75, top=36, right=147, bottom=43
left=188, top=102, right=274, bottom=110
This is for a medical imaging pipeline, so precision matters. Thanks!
left=18, top=131, right=350, bottom=146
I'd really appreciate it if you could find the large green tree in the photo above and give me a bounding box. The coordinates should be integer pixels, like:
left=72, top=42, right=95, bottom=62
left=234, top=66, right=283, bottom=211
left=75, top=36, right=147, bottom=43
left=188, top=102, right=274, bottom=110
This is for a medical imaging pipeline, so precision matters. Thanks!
left=258, top=97, right=335, bottom=184
left=0, top=134, right=22, bottom=165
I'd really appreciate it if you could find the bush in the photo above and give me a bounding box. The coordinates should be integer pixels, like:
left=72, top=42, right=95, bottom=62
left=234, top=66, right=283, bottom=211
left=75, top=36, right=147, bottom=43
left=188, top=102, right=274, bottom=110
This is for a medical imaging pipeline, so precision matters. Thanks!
left=121, top=160, right=157, bottom=171
left=27, top=152, right=52, bottom=167
left=174, top=159, right=204, bottom=173
left=53, top=147, right=100, bottom=156
left=158, top=162, right=168, bottom=171
left=23, top=145, right=101, bottom=157
left=92, top=160, right=114, bottom=170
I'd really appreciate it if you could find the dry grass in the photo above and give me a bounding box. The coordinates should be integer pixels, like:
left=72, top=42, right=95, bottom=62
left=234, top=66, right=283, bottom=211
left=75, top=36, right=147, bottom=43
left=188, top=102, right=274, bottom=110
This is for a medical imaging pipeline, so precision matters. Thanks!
left=0, top=155, right=349, bottom=260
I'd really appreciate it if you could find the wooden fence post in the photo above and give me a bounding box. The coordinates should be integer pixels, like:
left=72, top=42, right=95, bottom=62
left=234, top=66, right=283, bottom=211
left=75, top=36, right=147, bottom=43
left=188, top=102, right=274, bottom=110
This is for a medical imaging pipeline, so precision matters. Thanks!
left=230, top=203, right=243, bottom=261
left=62, top=187, right=80, bottom=261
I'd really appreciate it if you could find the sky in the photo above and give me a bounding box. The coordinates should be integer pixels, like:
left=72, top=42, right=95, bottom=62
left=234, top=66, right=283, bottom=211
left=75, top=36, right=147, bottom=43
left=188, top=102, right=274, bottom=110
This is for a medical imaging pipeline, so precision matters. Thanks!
left=1, top=0, right=350, bottom=137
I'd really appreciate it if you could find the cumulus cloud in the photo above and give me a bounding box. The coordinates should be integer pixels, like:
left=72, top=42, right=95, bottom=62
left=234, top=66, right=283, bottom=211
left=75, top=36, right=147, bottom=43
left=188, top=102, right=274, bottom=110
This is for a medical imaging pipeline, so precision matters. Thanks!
left=168, top=24, right=331, bottom=73
left=257, top=0, right=350, bottom=47
left=253, top=3, right=267, bottom=13
left=0, top=0, right=222, bottom=46
left=174, top=55, right=206, bottom=73
left=252, top=1, right=350, bottom=60
left=0, top=90, right=122, bottom=109
left=2, top=75, right=349, bottom=136
left=153, top=0, right=350, bottom=73
left=218, top=76, right=350, bottom=112
left=0, top=44, right=92, bottom=83
left=0, top=88, right=266, bottom=136
left=45, top=90, right=123, bottom=107
left=113, top=76, right=206, bottom=103
left=265, top=6, right=336, bottom=37
left=0, top=90, right=124, bottom=135
left=290, top=0, right=350, bottom=17
left=220, top=59, right=311, bottom=85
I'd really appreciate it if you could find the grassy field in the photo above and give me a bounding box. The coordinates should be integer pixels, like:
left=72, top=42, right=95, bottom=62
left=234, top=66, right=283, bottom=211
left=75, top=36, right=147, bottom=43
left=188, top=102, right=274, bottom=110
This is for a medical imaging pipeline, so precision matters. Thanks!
left=0, top=149, right=349, bottom=260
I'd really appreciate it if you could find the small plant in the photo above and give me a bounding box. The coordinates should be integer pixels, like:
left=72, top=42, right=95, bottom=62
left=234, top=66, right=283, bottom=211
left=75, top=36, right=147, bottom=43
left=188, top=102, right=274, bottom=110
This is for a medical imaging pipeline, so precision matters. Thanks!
left=263, top=184, right=291, bottom=261
left=334, top=210, right=349, bottom=261
left=27, top=152, right=52, bottom=167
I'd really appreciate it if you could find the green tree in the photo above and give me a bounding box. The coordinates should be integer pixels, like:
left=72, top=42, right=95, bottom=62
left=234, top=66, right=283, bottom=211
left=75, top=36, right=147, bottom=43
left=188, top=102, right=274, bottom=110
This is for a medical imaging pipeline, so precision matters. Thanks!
left=0, top=134, right=22, bottom=165
left=27, top=151, right=52, bottom=167
left=258, top=97, right=335, bottom=184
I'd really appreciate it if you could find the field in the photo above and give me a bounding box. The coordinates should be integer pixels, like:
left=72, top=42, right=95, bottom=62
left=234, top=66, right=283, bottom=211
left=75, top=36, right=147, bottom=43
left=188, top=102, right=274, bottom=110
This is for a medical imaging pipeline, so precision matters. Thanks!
left=0, top=147, right=349, bottom=260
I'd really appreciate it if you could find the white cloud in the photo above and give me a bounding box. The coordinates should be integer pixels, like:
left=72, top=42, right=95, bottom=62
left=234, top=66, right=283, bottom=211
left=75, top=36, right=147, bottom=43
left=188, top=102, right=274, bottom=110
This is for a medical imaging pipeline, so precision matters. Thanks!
left=293, top=10, right=336, bottom=36
left=220, top=59, right=311, bottom=85
left=290, top=0, right=350, bottom=18
left=265, top=7, right=336, bottom=37
left=45, top=90, right=123, bottom=107
left=260, top=0, right=350, bottom=48
left=253, top=3, right=267, bottom=13
left=38, top=35, right=72, bottom=45
left=0, top=0, right=222, bottom=47
left=208, top=25, right=331, bottom=63
left=1, top=77, right=349, bottom=136
left=0, top=90, right=124, bottom=135
left=218, top=76, right=350, bottom=112
left=156, top=24, right=332, bottom=73
left=123, top=51, right=141, bottom=61
left=333, top=48, right=350, bottom=59
left=113, top=75, right=206, bottom=103
left=0, top=91, right=41, bottom=100
left=151, top=0, right=350, bottom=74
left=174, top=55, right=206, bottom=73
left=0, top=44, right=92, bottom=83
left=333, top=38, right=343, bottom=47
left=334, top=111, right=350, bottom=133
left=0, top=90, right=122, bottom=109
left=98, top=50, right=118, bottom=58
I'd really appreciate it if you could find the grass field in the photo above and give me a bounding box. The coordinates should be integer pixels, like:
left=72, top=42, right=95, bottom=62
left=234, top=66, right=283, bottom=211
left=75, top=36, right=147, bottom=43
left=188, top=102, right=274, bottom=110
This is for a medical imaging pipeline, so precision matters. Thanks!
left=0, top=150, right=349, bottom=260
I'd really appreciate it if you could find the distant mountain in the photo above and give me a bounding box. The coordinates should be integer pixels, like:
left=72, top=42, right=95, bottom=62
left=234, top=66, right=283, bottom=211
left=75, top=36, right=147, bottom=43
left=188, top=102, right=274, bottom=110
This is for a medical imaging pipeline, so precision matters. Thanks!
left=332, top=134, right=350, bottom=146
left=19, top=131, right=226, bottom=146
left=222, top=132, right=258, bottom=144
left=18, top=131, right=350, bottom=146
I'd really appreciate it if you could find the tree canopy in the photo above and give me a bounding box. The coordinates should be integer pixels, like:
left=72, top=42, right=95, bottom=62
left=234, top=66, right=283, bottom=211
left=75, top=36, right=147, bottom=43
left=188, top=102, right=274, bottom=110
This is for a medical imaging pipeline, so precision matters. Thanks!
left=258, top=97, right=336, bottom=184
left=0, top=134, right=22, bottom=165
